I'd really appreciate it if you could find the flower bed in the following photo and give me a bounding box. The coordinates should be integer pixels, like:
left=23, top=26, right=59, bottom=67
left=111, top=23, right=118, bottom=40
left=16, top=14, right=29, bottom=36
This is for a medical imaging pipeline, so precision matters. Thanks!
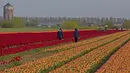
left=0, top=31, right=124, bottom=66
left=0, top=30, right=123, bottom=56
left=1, top=31, right=128, bottom=73
left=96, top=39, right=130, bottom=73
left=50, top=33, right=130, bottom=73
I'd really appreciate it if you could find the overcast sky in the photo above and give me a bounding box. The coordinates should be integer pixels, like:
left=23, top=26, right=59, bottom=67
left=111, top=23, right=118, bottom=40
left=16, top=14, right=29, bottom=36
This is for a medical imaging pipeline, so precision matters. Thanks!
left=0, top=0, right=130, bottom=18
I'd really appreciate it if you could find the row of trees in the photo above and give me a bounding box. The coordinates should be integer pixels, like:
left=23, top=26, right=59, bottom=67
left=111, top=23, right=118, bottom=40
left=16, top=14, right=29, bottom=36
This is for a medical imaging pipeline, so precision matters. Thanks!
left=59, top=20, right=130, bottom=30
left=122, top=20, right=130, bottom=29
left=0, top=17, right=130, bottom=29
left=25, top=19, right=39, bottom=27
left=0, top=17, right=24, bottom=28
left=0, top=17, right=40, bottom=28
left=104, top=20, right=130, bottom=29
left=60, top=20, right=79, bottom=29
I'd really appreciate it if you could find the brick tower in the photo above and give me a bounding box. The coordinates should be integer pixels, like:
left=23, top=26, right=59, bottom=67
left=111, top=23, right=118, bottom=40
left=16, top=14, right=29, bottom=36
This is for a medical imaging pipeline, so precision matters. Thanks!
left=3, top=3, right=14, bottom=20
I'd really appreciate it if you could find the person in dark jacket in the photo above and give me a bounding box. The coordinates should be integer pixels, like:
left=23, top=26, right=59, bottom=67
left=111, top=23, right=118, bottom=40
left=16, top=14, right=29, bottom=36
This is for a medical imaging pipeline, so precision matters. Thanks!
left=121, top=27, right=123, bottom=31
left=73, top=28, right=80, bottom=42
left=57, top=28, right=64, bottom=40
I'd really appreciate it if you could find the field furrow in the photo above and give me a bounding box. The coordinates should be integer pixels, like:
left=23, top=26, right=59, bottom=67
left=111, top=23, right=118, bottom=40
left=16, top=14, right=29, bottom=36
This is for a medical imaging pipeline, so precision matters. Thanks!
left=49, top=34, right=130, bottom=73
left=96, top=40, right=130, bottom=73
left=1, top=31, right=129, bottom=73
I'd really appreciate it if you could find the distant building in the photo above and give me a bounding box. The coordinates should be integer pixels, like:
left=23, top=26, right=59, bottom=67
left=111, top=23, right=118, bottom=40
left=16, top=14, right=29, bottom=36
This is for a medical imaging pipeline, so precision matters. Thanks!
left=3, top=3, right=14, bottom=20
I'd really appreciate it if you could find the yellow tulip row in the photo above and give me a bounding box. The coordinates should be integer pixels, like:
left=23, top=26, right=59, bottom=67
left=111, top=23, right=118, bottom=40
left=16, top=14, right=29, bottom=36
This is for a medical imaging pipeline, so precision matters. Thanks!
left=1, top=31, right=129, bottom=73
left=50, top=33, right=130, bottom=73
left=96, top=39, right=130, bottom=73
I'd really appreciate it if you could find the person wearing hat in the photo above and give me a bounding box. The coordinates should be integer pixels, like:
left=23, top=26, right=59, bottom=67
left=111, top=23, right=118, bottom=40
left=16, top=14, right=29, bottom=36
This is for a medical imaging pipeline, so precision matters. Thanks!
left=57, top=28, right=64, bottom=40
left=73, top=28, right=80, bottom=42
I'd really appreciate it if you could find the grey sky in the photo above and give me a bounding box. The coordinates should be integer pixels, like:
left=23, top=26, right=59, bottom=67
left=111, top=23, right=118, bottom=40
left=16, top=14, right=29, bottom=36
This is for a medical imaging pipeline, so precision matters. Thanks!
left=0, top=0, right=130, bottom=18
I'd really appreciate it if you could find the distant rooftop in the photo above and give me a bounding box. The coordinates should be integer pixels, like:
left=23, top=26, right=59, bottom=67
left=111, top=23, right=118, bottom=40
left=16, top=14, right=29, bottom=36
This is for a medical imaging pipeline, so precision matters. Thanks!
left=4, top=3, right=13, bottom=7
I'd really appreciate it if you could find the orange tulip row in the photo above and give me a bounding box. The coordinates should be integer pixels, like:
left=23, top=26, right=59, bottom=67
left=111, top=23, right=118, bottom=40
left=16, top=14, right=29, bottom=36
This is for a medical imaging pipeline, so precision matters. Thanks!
left=96, top=39, right=130, bottom=73
left=43, top=31, right=128, bottom=52
left=50, top=33, right=130, bottom=73
left=1, top=31, right=128, bottom=73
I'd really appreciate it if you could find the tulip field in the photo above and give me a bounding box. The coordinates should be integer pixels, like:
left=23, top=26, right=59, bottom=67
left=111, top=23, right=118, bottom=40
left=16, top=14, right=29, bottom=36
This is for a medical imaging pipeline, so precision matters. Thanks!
left=0, top=30, right=130, bottom=73
left=0, top=30, right=120, bottom=56
left=96, top=37, right=130, bottom=73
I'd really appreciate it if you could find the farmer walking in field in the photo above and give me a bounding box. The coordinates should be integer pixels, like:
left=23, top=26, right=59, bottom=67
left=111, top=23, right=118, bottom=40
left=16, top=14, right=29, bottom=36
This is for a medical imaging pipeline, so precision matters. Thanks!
left=73, top=28, right=80, bottom=42
left=97, top=26, right=101, bottom=32
left=57, top=28, right=64, bottom=40
left=104, top=25, right=108, bottom=31
left=121, top=27, right=123, bottom=31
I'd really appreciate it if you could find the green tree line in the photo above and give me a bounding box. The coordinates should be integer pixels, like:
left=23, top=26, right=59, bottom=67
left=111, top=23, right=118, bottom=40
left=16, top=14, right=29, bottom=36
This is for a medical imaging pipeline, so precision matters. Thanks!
left=0, top=17, right=24, bottom=28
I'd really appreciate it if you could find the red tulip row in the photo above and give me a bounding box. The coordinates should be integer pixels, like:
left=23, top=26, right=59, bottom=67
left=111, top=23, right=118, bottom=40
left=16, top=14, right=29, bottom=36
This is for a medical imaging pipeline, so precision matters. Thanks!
left=0, top=30, right=123, bottom=56
left=0, top=30, right=121, bottom=47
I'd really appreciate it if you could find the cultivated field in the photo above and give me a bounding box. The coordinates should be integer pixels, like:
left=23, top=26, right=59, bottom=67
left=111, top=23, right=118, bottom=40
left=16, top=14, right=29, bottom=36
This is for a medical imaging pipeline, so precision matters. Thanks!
left=0, top=30, right=130, bottom=73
